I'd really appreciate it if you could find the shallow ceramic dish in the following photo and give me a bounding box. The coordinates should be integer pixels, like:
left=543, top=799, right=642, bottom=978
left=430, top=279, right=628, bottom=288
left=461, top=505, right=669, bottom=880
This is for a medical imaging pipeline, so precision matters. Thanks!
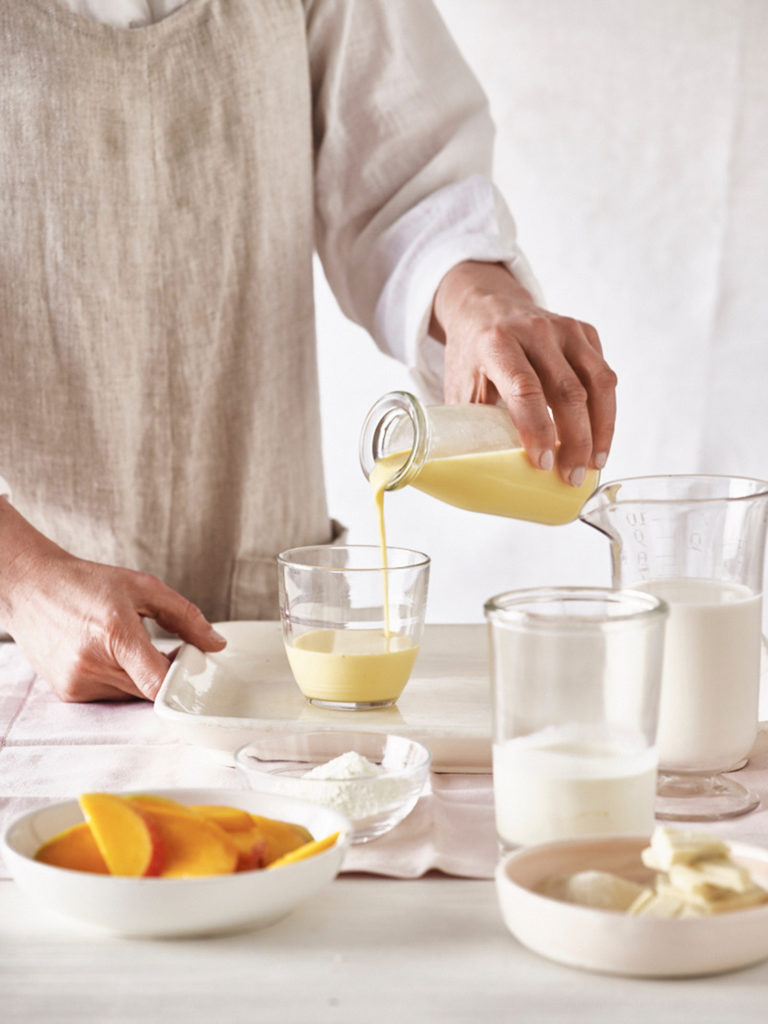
left=495, top=834, right=768, bottom=977
left=1, top=788, right=350, bottom=938
left=235, top=731, right=431, bottom=844
left=154, top=621, right=491, bottom=771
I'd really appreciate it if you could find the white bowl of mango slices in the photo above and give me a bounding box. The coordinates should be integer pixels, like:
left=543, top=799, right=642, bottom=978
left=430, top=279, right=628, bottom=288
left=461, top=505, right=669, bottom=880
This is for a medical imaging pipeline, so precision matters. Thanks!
left=2, top=788, right=350, bottom=937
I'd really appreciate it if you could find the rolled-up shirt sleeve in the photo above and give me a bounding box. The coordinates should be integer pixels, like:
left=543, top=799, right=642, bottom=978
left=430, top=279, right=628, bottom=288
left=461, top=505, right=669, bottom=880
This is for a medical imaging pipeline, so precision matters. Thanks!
left=306, top=0, right=541, bottom=399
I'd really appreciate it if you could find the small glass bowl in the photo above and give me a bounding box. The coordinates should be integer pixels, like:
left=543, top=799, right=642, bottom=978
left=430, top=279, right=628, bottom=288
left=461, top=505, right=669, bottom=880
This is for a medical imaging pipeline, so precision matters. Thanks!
left=235, top=731, right=431, bottom=844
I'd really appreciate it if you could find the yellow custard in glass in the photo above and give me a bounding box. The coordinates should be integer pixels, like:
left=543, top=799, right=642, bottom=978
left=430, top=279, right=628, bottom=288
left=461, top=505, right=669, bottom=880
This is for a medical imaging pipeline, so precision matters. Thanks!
left=285, top=628, right=419, bottom=707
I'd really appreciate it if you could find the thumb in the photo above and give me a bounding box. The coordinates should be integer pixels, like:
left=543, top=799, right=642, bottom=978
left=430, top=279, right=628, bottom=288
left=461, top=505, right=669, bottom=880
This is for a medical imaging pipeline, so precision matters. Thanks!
left=111, top=622, right=176, bottom=701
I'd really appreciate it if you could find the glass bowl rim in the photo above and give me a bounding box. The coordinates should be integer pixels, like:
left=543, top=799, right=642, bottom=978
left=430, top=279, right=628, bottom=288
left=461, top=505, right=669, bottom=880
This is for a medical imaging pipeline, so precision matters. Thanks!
left=234, top=731, right=432, bottom=783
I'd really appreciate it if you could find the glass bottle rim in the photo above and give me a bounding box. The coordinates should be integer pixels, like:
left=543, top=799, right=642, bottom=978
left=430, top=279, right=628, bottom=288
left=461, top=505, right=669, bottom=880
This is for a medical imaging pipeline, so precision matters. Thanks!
left=358, top=390, right=429, bottom=490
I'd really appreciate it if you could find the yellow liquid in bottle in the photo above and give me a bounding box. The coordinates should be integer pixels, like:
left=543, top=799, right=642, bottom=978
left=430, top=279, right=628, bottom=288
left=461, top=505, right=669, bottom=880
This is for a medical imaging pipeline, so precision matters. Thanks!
left=373, top=447, right=598, bottom=526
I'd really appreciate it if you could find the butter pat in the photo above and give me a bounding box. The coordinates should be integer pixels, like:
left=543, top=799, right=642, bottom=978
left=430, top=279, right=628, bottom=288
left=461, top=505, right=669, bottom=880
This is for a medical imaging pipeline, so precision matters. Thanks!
left=643, top=827, right=729, bottom=871
left=656, top=877, right=768, bottom=913
left=643, top=826, right=768, bottom=915
left=627, top=887, right=702, bottom=919
left=668, top=858, right=752, bottom=896
left=543, top=870, right=646, bottom=912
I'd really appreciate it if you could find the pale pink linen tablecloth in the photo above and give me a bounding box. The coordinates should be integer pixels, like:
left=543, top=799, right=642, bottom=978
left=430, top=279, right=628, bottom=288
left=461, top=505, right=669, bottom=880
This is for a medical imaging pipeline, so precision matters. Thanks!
left=0, top=642, right=498, bottom=880
left=4, top=641, right=768, bottom=883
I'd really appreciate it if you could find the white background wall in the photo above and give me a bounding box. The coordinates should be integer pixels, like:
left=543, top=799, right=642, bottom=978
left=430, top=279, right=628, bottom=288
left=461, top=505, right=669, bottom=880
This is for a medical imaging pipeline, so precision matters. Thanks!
left=314, top=0, right=768, bottom=623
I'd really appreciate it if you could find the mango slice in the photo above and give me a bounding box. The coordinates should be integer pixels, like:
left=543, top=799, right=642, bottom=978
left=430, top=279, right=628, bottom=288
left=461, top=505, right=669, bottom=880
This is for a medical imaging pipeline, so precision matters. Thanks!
left=247, top=814, right=313, bottom=865
left=267, top=832, right=340, bottom=870
left=34, top=822, right=109, bottom=874
left=126, top=796, right=240, bottom=877
left=191, top=812, right=313, bottom=870
left=188, top=805, right=254, bottom=832
left=146, top=811, right=239, bottom=879
left=127, top=797, right=307, bottom=871
left=34, top=794, right=332, bottom=877
left=224, top=827, right=268, bottom=871
left=79, top=793, right=163, bottom=877
left=127, top=794, right=196, bottom=816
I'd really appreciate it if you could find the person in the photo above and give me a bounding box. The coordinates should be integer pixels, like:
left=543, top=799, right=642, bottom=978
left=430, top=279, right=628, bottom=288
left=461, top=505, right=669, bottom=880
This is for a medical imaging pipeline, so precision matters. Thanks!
left=0, top=0, right=616, bottom=703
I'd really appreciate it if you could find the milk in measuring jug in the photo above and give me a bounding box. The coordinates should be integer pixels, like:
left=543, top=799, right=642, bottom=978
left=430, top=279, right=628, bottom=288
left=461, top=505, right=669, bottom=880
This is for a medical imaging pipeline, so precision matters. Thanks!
left=634, top=578, right=762, bottom=771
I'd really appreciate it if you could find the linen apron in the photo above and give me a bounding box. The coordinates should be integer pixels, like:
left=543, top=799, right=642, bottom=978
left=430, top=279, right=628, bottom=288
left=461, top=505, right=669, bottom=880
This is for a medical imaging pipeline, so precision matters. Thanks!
left=0, top=0, right=336, bottom=623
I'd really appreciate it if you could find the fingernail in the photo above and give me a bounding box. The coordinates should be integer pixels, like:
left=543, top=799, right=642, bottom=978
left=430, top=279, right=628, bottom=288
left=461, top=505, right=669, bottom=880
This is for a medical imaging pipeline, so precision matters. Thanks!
left=594, top=452, right=608, bottom=470
left=540, top=449, right=555, bottom=471
left=208, top=627, right=227, bottom=645
left=570, top=467, right=586, bottom=488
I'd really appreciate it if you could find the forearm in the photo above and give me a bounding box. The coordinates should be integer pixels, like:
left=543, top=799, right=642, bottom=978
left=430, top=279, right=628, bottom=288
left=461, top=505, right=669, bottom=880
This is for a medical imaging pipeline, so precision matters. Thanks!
left=1, top=494, right=228, bottom=702
left=0, top=497, right=63, bottom=629
left=429, top=261, right=535, bottom=345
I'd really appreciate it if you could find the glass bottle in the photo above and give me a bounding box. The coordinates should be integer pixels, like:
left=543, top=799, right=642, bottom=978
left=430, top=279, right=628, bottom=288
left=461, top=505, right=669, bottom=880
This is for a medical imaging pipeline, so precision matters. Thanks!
left=359, top=391, right=599, bottom=526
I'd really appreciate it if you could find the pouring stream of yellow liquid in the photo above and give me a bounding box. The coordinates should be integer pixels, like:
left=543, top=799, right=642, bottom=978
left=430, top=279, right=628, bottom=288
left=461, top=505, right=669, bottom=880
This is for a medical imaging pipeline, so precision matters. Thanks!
left=368, top=456, right=401, bottom=641
left=369, top=445, right=597, bottom=638
left=283, top=455, right=407, bottom=707
left=286, top=443, right=597, bottom=707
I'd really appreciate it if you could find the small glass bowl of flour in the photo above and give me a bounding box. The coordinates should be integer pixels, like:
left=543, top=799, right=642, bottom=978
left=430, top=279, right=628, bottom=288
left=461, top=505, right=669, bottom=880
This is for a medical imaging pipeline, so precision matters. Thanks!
left=235, top=732, right=431, bottom=843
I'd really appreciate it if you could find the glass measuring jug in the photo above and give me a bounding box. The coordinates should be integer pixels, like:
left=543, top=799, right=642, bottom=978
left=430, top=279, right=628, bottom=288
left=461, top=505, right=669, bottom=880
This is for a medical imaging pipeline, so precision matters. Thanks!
left=359, top=391, right=599, bottom=526
left=580, top=474, right=768, bottom=821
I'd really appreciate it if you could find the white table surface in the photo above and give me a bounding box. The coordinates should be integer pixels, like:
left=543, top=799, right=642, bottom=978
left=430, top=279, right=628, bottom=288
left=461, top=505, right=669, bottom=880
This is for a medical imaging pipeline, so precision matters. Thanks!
left=4, top=633, right=768, bottom=1022
left=2, top=875, right=768, bottom=1024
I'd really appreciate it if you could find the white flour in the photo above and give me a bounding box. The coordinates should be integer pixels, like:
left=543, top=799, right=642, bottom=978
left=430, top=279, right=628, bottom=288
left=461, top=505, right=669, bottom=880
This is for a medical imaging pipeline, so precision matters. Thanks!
left=296, top=751, right=411, bottom=820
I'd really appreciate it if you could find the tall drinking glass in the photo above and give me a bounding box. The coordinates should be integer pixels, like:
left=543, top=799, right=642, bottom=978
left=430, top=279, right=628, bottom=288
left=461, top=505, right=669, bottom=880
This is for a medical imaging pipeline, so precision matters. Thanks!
left=581, top=475, right=768, bottom=820
left=486, top=587, right=668, bottom=851
left=278, top=545, right=429, bottom=710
